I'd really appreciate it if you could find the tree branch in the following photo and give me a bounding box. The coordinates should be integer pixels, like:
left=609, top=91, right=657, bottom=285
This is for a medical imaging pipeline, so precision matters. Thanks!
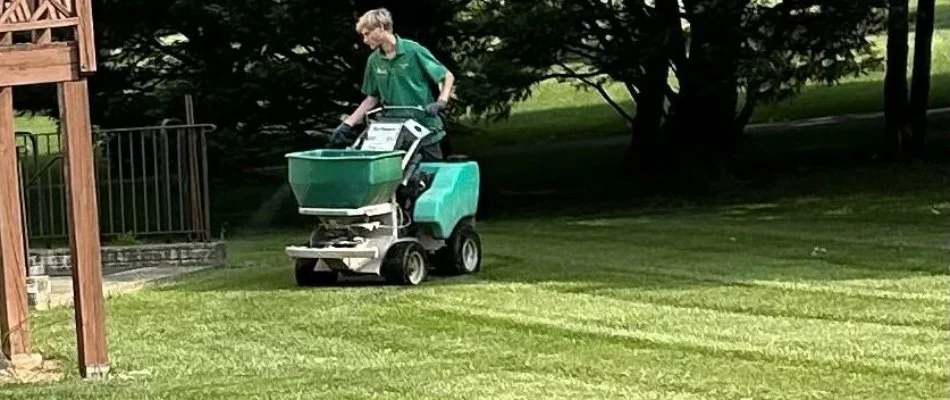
left=542, top=71, right=604, bottom=80
left=624, top=82, right=640, bottom=103
left=735, top=84, right=759, bottom=131
left=561, top=47, right=600, bottom=63
left=557, top=61, right=635, bottom=123
left=564, top=42, right=606, bottom=59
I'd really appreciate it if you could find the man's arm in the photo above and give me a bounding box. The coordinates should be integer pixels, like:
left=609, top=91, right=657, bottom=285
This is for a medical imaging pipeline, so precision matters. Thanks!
left=416, top=45, right=454, bottom=114
left=344, top=95, right=379, bottom=126
left=436, top=70, right=455, bottom=105
left=347, top=54, right=380, bottom=126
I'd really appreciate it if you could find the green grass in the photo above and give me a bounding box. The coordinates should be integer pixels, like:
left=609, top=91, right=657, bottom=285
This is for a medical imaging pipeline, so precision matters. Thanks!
left=15, top=115, right=56, bottom=134
left=199, top=112, right=950, bottom=235
left=3, top=189, right=947, bottom=399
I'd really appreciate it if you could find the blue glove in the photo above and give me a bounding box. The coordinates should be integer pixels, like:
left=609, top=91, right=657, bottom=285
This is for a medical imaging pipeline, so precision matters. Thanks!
left=331, top=123, right=353, bottom=145
left=425, top=100, right=446, bottom=117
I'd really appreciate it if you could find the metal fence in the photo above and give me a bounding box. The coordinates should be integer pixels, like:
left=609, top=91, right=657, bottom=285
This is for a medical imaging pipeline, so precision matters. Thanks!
left=15, top=122, right=216, bottom=246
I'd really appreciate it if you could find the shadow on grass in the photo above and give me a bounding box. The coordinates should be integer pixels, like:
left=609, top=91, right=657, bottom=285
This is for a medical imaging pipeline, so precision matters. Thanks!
left=199, top=74, right=950, bottom=232
left=160, top=179, right=950, bottom=297
left=154, top=242, right=947, bottom=300
left=178, top=72, right=950, bottom=295
left=206, top=109, right=950, bottom=233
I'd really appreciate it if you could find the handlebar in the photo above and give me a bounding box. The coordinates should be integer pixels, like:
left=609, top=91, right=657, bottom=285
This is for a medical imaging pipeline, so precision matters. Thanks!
left=305, top=105, right=430, bottom=149
left=366, top=105, right=425, bottom=116
left=365, top=105, right=429, bottom=122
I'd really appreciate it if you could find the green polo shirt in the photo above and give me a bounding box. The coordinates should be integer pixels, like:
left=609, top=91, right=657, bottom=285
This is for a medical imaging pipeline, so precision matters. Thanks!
left=361, top=37, right=448, bottom=146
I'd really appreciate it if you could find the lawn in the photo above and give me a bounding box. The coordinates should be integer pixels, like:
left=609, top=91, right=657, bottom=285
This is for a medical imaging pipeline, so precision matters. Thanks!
left=5, top=11, right=949, bottom=397
left=14, top=115, right=56, bottom=134
left=2, top=187, right=947, bottom=399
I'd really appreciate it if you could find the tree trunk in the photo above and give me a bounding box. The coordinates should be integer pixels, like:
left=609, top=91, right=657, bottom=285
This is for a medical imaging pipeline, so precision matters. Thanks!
left=665, top=0, right=747, bottom=192
left=883, top=0, right=910, bottom=162
left=625, top=59, right=669, bottom=175
left=909, top=0, right=934, bottom=160
left=623, top=0, right=680, bottom=177
left=734, top=84, right=759, bottom=140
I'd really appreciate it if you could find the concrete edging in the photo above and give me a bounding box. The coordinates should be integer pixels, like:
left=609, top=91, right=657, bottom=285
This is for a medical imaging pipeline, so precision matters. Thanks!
left=28, top=241, right=228, bottom=276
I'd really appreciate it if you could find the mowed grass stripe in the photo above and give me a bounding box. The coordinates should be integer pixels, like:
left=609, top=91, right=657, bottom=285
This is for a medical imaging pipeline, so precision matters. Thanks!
left=373, top=300, right=942, bottom=400
left=483, top=230, right=943, bottom=293
left=556, top=211, right=950, bottom=247
left=541, top=278, right=948, bottom=329
left=485, top=218, right=946, bottom=277
left=516, top=216, right=948, bottom=259
left=9, top=258, right=943, bottom=398
left=487, top=249, right=944, bottom=303
left=7, top=190, right=946, bottom=400
left=475, top=218, right=945, bottom=328
left=410, top=284, right=942, bottom=376
left=16, top=283, right=744, bottom=400
left=478, top=239, right=944, bottom=328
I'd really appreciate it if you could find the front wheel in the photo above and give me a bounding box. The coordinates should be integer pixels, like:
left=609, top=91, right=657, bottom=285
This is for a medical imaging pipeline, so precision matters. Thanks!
left=435, top=222, right=482, bottom=275
left=382, top=242, right=429, bottom=285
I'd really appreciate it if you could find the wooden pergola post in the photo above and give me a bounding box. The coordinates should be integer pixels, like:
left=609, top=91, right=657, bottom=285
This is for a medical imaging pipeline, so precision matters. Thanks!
left=0, top=0, right=109, bottom=379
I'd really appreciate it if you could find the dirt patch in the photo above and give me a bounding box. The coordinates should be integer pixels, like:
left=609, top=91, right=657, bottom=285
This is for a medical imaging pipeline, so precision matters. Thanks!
left=0, top=358, right=65, bottom=385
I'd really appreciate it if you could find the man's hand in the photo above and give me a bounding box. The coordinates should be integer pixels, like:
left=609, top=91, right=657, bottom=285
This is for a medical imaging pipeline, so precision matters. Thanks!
left=425, top=99, right=447, bottom=117
left=331, top=123, right=354, bottom=145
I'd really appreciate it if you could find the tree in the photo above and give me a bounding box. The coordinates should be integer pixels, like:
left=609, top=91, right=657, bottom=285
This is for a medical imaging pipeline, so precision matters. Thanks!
left=464, top=0, right=886, bottom=188
left=909, top=0, right=935, bottom=159
left=883, top=0, right=910, bottom=161
left=41, top=0, right=477, bottom=172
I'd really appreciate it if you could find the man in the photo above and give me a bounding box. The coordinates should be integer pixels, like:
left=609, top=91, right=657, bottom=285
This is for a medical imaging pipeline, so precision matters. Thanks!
left=332, top=8, right=455, bottom=161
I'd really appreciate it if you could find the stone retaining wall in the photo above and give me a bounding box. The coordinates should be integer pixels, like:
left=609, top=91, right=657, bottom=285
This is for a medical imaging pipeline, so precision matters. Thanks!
left=28, top=242, right=228, bottom=276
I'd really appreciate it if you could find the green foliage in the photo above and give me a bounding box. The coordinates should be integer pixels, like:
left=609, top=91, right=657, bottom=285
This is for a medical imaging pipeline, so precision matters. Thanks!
left=73, top=1, right=480, bottom=170
left=86, top=0, right=364, bottom=169
left=111, top=232, right=138, bottom=246
left=738, top=0, right=888, bottom=108
left=462, top=0, right=889, bottom=130
left=6, top=0, right=896, bottom=175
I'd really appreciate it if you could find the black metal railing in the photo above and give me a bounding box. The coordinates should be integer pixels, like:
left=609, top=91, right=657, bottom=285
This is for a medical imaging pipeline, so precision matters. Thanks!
left=16, top=122, right=216, bottom=246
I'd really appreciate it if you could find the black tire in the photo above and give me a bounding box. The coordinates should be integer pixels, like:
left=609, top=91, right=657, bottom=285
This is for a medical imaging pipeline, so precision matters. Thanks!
left=294, top=258, right=339, bottom=287
left=435, top=221, right=482, bottom=275
left=382, top=241, right=429, bottom=285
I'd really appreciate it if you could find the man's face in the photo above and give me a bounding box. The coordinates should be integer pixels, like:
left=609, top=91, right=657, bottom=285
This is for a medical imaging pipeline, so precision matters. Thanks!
left=360, top=27, right=385, bottom=49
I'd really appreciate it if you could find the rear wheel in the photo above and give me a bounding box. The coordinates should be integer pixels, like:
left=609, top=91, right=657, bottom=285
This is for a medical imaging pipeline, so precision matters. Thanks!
left=294, top=258, right=339, bottom=286
left=435, top=222, right=482, bottom=275
left=382, top=242, right=429, bottom=285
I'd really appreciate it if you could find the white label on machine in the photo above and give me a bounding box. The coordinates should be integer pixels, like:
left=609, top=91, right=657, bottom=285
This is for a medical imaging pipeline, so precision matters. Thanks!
left=403, top=120, right=431, bottom=139
left=361, top=122, right=403, bottom=151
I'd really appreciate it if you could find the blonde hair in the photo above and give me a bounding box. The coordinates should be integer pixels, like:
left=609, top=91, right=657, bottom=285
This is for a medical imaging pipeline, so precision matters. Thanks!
left=356, top=8, right=393, bottom=33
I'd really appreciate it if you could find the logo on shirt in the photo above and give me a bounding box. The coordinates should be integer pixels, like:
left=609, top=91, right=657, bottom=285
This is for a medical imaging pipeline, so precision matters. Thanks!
left=375, top=66, right=388, bottom=75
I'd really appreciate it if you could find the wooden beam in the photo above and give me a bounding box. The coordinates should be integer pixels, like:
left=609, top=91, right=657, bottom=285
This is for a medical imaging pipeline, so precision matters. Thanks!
left=0, top=17, right=78, bottom=33
left=0, top=43, right=79, bottom=87
left=0, top=27, right=30, bottom=362
left=75, top=0, right=95, bottom=73
left=58, top=78, right=109, bottom=379
left=31, top=0, right=53, bottom=46
left=0, top=86, right=31, bottom=360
